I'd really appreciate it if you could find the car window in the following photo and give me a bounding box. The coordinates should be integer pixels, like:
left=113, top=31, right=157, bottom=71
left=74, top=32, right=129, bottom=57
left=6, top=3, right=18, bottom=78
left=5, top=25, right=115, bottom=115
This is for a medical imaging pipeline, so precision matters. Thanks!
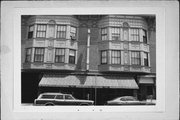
left=65, top=95, right=74, bottom=100
left=126, top=97, right=136, bottom=101
left=120, top=98, right=126, bottom=101
left=40, top=95, right=55, bottom=99
left=56, top=95, right=64, bottom=100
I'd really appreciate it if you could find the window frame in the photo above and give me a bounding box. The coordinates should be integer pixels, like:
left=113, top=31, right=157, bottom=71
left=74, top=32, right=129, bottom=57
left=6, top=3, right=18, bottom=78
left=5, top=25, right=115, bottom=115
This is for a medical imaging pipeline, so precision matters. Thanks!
left=101, top=50, right=108, bottom=64
left=144, top=52, right=149, bottom=66
left=143, top=29, right=147, bottom=44
left=28, top=25, right=34, bottom=39
left=131, top=51, right=141, bottom=65
left=56, top=25, right=67, bottom=39
left=111, top=50, right=121, bottom=64
left=110, top=27, right=121, bottom=41
left=55, top=48, right=65, bottom=63
left=70, top=26, right=77, bottom=40
left=36, top=24, right=47, bottom=38
left=69, top=49, right=76, bottom=64
left=101, top=27, right=108, bottom=41
left=25, top=48, right=32, bottom=62
left=130, top=28, right=139, bottom=42
left=34, top=47, right=45, bottom=62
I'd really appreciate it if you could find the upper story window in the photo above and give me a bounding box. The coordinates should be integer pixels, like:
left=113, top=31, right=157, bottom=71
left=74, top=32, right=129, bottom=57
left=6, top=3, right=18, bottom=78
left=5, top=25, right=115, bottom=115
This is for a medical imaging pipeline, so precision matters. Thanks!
left=143, top=29, right=147, bottom=44
left=130, top=28, right=139, bottom=41
left=56, top=25, right=66, bottom=39
left=144, top=52, right=149, bottom=66
left=36, top=24, right=47, bottom=38
left=70, top=26, right=77, bottom=40
left=110, top=27, right=120, bottom=40
left=131, top=51, right=141, bottom=65
left=101, top=28, right=108, bottom=41
left=111, top=50, right=121, bottom=64
left=25, top=48, right=32, bottom=62
left=28, top=25, right=34, bottom=39
left=101, top=50, right=108, bottom=64
left=69, top=49, right=76, bottom=64
left=34, top=48, right=45, bottom=62
left=55, top=48, right=65, bottom=63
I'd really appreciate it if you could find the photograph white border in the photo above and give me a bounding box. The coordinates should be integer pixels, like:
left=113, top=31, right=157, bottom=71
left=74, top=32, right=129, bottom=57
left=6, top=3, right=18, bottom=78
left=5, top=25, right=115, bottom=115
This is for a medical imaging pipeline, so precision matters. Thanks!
left=1, top=1, right=179, bottom=120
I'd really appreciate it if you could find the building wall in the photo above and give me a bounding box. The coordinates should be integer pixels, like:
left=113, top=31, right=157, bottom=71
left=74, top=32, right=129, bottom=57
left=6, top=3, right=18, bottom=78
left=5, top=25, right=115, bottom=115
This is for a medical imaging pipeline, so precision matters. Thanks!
left=21, top=15, right=156, bottom=73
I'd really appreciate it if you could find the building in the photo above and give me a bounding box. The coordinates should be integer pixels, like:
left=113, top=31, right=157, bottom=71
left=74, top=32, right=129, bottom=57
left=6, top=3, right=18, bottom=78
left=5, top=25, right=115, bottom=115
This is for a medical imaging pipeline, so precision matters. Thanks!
left=21, top=15, right=156, bottom=105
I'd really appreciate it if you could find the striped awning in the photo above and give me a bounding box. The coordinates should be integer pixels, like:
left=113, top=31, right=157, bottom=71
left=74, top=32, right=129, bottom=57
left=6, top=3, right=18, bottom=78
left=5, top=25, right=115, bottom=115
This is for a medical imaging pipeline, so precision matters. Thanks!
left=39, top=74, right=139, bottom=89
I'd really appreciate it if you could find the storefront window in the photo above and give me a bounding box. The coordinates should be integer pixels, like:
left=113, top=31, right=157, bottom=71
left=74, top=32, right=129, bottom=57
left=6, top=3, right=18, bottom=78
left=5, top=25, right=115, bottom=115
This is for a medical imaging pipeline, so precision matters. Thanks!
left=131, top=51, right=141, bottom=65
left=69, top=49, right=76, bottom=64
left=56, top=25, right=66, bottom=39
left=111, top=50, right=121, bottom=64
left=34, top=48, right=45, bottom=62
left=55, top=48, right=65, bottom=63
left=36, top=24, right=47, bottom=38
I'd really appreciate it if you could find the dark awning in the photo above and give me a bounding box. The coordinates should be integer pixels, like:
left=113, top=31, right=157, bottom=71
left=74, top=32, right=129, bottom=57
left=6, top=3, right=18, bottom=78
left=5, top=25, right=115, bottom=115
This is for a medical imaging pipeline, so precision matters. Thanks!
left=39, top=74, right=139, bottom=89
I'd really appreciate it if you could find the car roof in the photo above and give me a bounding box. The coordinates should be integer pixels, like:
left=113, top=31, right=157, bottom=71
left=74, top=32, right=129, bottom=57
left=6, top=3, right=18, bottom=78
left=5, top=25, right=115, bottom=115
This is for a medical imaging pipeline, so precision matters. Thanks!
left=40, top=92, right=71, bottom=96
left=114, top=96, right=135, bottom=99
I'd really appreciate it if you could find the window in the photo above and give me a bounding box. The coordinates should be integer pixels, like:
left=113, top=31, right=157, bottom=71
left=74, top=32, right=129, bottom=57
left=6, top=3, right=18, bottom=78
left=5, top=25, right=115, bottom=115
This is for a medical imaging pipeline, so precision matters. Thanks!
left=101, top=28, right=107, bottom=41
left=110, top=27, right=120, bottom=40
left=55, top=48, right=65, bottom=63
left=56, top=95, right=64, bottom=100
left=144, top=52, right=149, bottom=66
left=101, top=51, right=108, bottom=64
left=130, top=28, right=139, bottom=41
left=69, top=49, right=76, bottom=64
left=36, top=24, right=47, bottom=38
left=111, top=50, right=121, bottom=64
left=25, top=48, right=31, bottom=62
left=65, top=95, right=74, bottom=100
left=56, top=25, right=66, bottom=38
left=40, top=95, right=56, bottom=99
left=28, top=25, right=34, bottom=39
left=143, top=29, right=147, bottom=43
left=131, top=51, right=141, bottom=65
left=34, top=48, right=44, bottom=62
left=70, top=26, right=77, bottom=40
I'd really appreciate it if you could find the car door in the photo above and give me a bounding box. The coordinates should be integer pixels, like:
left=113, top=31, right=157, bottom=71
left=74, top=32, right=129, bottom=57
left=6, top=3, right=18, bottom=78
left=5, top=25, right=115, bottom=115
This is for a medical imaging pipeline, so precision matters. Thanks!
left=54, top=95, right=65, bottom=105
left=64, top=95, right=77, bottom=105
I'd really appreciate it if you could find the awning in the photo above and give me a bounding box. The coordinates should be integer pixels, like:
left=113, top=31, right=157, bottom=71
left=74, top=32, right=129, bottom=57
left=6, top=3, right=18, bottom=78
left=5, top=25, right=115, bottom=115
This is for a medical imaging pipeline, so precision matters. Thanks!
left=39, top=74, right=139, bottom=89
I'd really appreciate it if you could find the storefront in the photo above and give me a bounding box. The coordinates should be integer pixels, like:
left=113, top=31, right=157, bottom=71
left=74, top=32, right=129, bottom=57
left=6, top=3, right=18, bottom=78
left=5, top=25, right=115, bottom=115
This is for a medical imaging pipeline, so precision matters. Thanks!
left=38, top=73, right=139, bottom=105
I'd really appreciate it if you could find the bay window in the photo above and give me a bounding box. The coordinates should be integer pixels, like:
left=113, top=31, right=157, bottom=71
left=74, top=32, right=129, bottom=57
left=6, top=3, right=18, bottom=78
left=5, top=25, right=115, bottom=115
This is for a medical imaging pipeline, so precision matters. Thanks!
left=144, top=52, right=149, bottom=66
left=101, top=50, right=108, bottom=64
left=110, top=27, right=121, bottom=40
left=131, top=51, right=141, bottom=65
left=34, top=48, right=45, bottom=62
left=56, top=25, right=66, bottom=39
left=111, top=50, right=121, bottom=64
left=28, top=25, right=34, bottom=39
left=36, top=24, right=47, bottom=38
left=55, top=48, right=65, bottom=63
left=69, top=49, right=76, bottom=64
left=143, top=29, right=147, bottom=44
left=25, top=48, right=32, bottom=62
left=101, top=28, right=107, bottom=41
left=130, top=28, right=139, bottom=41
left=70, top=26, right=77, bottom=40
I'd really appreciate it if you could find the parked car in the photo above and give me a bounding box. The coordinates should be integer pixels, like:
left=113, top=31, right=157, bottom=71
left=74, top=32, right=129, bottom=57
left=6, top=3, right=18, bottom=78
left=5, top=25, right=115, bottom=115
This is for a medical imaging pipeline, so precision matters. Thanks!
left=34, top=92, right=94, bottom=106
left=106, top=96, right=155, bottom=105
